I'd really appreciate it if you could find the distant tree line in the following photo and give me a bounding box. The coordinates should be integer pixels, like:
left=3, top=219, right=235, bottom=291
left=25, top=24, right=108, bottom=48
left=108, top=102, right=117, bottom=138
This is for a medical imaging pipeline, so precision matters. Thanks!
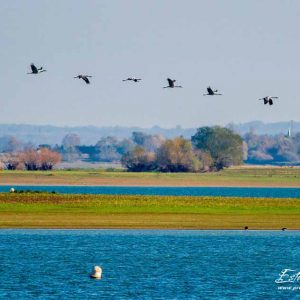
left=244, top=130, right=300, bottom=164
left=1, top=125, right=300, bottom=171
left=55, top=132, right=165, bottom=163
left=122, top=127, right=243, bottom=172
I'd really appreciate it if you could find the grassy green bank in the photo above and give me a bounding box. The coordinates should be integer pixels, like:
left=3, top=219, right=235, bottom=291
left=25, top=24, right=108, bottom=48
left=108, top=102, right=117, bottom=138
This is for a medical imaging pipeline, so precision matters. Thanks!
left=1, top=166, right=300, bottom=186
left=0, top=193, right=300, bottom=229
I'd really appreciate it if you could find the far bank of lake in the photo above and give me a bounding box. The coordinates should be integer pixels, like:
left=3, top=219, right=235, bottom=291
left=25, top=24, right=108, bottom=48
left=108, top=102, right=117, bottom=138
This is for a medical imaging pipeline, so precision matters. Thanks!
left=1, top=167, right=300, bottom=187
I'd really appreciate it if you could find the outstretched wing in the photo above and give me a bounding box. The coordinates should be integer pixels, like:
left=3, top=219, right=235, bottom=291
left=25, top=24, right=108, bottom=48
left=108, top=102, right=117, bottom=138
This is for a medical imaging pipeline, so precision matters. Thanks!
left=82, top=76, right=90, bottom=84
left=31, top=64, right=38, bottom=73
left=167, top=78, right=174, bottom=87
left=207, top=87, right=213, bottom=95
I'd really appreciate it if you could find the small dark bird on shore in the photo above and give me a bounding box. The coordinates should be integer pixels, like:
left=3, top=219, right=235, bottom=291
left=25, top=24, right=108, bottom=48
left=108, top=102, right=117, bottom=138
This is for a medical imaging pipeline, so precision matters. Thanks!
left=123, top=77, right=142, bottom=82
left=163, top=78, right=182, bottom=88
left=27, top=63, right=46, bottom=74
left=203, top=86, right=222, bottom=96
left=281, top=227, right=287, bottom=231
left=244, top=226, right=248, bottom=230
left=74, top=75, right=92, bottom=84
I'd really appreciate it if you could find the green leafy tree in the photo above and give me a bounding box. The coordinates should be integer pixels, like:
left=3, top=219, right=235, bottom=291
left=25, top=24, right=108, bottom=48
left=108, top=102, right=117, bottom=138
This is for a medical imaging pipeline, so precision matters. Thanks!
left=194, top=150, right=214, bottom=172
left=192, top=126, right=243, bottom=170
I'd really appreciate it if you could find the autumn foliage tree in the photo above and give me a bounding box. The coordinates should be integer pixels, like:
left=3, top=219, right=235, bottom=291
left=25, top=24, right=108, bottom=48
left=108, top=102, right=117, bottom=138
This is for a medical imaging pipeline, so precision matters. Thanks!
left=121, top=138, right=203, bottom=172
left=39, top=148, right=61, bottom=170
left=19, top=148, right=61, bottom=171
left=2, top=153, right=21, bottom=170
left=121, top=146, right=156, bottom=171
left=156, top=137, right=201, bottom=172
left=20, top=150, right=40, bottom=170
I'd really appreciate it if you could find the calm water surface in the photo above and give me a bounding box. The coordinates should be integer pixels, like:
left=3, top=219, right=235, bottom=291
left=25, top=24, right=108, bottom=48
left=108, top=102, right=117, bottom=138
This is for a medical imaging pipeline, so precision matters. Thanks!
left=0, top=230, right=299, bottom=299
left=1, top=185, right=300, bottom=198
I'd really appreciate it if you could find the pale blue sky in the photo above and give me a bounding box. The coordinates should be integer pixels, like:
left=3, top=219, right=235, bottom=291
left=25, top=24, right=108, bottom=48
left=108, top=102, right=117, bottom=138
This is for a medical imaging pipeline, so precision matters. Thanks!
left=1, top=0, right=300, bottom=127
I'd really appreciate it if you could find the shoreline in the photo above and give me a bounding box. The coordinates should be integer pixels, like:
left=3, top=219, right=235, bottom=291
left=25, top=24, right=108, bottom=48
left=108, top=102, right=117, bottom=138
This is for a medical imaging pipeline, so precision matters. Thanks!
left=0, top=228, right=299, bottom=231
left=1, top=167, right=300, bottom=229
left=1, top=167, right=300, bottom=187
left=1, top=183, right=300, bottom=188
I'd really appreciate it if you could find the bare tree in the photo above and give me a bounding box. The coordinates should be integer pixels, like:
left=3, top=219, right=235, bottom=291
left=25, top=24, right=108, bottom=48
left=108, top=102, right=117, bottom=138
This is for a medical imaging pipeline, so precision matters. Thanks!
left=0, top=136, right=22, bottom=153
left=61, top=133, right=81, bottom=162
left=62, top=134, right=81, bottom=149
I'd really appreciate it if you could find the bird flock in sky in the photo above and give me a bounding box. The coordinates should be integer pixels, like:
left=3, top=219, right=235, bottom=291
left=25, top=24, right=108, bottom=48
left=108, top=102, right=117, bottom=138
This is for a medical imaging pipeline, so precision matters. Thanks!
left=27, top=63, right=279, bottom=106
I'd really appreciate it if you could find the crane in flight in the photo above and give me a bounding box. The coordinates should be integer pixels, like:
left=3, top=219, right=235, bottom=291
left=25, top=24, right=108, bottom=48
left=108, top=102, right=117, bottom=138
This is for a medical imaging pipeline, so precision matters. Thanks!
left=123, top=77, right=142, bottom=82
left=163, top=78, right=182, bottom=88
left=203, top=86, right=222, bottom=96
left=259, top=96, right=278, bottom=105
left=74, top=75, right=92, bottom=84
left=27, top=63, right=46, bottom=74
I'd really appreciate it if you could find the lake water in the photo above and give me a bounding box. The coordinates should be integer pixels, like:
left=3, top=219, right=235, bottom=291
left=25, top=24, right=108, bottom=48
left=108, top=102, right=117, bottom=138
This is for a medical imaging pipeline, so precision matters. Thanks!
left=1, top=185, right=300, bottom=198
left=0, top=230, right=299, bottom=299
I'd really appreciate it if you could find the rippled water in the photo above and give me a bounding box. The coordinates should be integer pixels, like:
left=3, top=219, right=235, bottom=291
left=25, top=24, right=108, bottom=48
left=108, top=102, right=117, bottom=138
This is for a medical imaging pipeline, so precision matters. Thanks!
left=0, top=230, right=299, bottom=299
left=1, top=185, right=300, bottom=198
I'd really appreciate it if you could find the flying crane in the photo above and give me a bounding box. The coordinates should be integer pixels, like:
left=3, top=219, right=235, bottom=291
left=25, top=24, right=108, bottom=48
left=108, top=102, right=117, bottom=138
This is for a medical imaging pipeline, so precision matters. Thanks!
left=259, top=96, right=278, bottom=106
left=123, top=77, right=142, bottom=82
left=203, top=86, right=222, bottom=96
left=163, top=78, right=182, bottom=88
left=27, top=63, right=46, bottom=74
left=74, top=75, right=92, bottom=84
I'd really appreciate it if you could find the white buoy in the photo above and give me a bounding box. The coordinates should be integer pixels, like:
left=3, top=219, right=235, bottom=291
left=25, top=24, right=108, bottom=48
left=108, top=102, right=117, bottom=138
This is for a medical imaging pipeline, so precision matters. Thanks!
left=90, top=266, right=102, bottom=279
left=9, top=188, right=15, bottom=193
